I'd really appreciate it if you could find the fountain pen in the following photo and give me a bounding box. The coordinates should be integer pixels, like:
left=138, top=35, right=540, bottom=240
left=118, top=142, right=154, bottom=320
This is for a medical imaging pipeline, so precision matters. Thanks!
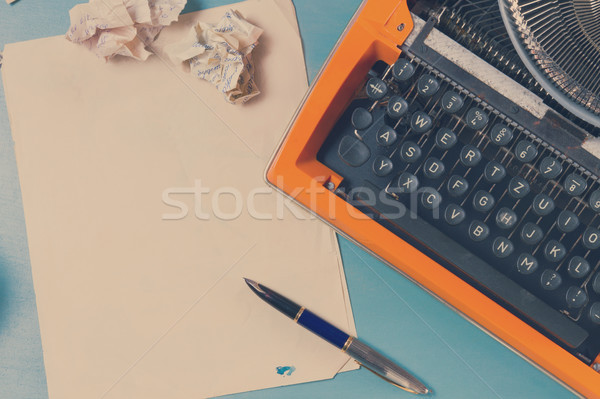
left=244, top=278, right=430, bottom=395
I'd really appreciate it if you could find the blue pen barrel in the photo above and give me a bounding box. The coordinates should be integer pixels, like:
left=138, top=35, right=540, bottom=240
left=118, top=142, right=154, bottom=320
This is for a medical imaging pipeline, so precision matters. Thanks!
left=296, top=309, right=350, bottom=349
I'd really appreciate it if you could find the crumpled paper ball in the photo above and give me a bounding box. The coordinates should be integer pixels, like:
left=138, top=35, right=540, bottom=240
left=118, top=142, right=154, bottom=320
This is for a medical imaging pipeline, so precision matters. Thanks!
left=165, top=9, right=264, bottom=104
left=66, top=0, right=187, bottom=61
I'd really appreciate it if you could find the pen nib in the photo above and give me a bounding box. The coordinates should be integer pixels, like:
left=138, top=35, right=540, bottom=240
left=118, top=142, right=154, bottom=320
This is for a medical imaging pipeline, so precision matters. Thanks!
left=243, top=278, right=265, bottom=294
left=243, top=277, right=256, bottom=285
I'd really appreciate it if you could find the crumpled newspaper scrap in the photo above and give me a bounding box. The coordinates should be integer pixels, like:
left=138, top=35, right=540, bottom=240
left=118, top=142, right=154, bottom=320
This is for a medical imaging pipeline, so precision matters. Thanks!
left=165, top=10, right=264, bottom=104
left=66, top=0, right=187, bottom=61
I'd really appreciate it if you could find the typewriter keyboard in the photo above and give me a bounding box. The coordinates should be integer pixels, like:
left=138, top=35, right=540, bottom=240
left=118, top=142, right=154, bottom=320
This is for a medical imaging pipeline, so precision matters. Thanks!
left=317, top=56, right=600, bottom=363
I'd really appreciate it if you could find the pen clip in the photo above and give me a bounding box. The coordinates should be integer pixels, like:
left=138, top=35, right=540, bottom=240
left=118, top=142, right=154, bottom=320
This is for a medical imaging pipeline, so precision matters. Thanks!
left=354, top=360, right=423, bottom=395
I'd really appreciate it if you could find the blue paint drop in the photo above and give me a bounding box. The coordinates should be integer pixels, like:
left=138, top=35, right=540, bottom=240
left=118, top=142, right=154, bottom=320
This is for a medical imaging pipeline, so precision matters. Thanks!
left=276, top=366, right=296, bottom=376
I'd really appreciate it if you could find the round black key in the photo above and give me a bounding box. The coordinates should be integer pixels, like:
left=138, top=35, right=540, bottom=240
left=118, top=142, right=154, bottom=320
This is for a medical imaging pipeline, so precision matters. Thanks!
left=460, top=145, right=482, bottom=167
left=469, top=220, right=490, bottom=242
left=447, top=175, right=469, bottom=197
left=465, top=107, right=488, bottom=130
left=496, top=207, right=518, bottom=229
left=516, top=253, right=538, bottom=275
left=423, top=157, right=445, bottom=179
left=410, top=111, right=433, bottom=134
left=508, top=176, right=530, bottom=199
left=493, top=236, right=514, bottom=258
left=400, top=141, right=422, bottom=163
left=557, top=210, right=580, bottom=233
left=489, top=124, right=513, bottom=146
left=435, top=128, right=457, bottom=150
left=366, top=77, right=388, bottom=100
left=484, top=161, right=506, bottom=183
left=417, top=74, right=440, bottom=97
left=544, top=240, right=566, bottom=262
left=376, top=125, right=397, bottom=147
left=444, top=204, right=466, bottom=225
left=372, top=156, right=394, bottom=177
left=567, top=256, right=590, bottom=279
left=589, top=190, right=600, bottom=213
left=565, top=287, right=588, bottom=309
left=563, top=173, right=587, bottom=196
left=539, top=157, right=562, bottom=180
left=440, top=91, right=464, bottom=114
left=351, top=107, right=373, bottom=130
left=514, top=140, right=538, bottom=163
left=395, top=172, right=419, bottom=194
left=589, top=302, right=600, bottom=325
left=338, top=135, right=370, bottom=167
left=520, top=222, right=543, bottom=245
left=532, top=193, right=555, bottom=216
left=594, top=273, right=600, bottom=294
left=540, top=269, right=562, bottom=291
left=582, top=227, right=600, bottom=250
left=421, top=188, right=442, bottom=210
left=473, top=191, right=495, bottom=213
left=392, top=58, right=415, bottom=82
left=386, top=96, right=408, bottom=119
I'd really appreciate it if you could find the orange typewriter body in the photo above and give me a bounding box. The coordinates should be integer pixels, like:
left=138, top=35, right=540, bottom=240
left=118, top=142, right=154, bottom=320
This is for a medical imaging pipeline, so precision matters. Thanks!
left=266, top=0, right=600, bottom=397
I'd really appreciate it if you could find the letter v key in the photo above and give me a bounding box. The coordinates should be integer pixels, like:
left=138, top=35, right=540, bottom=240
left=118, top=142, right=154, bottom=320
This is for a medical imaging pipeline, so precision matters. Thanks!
left=444, top=204, right=466, bottom=225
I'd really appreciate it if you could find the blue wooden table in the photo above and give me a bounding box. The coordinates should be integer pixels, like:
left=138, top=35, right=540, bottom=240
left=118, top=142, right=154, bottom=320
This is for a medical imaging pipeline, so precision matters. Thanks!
left=0, top=1, right=577, bottom=398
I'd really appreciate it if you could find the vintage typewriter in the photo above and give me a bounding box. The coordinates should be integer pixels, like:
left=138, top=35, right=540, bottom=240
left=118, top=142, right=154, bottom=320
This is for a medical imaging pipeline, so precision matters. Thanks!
left=266, top=0, right=600, bottom=397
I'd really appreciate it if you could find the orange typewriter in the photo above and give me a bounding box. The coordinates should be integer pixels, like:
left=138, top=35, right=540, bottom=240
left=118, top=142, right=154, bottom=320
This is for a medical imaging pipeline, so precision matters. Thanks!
left=266, top=0, right=600, bottom=397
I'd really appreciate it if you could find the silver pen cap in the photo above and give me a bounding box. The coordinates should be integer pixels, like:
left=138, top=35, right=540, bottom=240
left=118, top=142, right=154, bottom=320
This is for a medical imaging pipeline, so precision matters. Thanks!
left=344, top=337, right=430, bottom=395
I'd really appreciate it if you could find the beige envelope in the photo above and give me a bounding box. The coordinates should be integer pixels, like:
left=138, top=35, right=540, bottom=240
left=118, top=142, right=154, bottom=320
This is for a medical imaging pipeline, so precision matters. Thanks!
left=2, top=0, right=358, bottom=398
